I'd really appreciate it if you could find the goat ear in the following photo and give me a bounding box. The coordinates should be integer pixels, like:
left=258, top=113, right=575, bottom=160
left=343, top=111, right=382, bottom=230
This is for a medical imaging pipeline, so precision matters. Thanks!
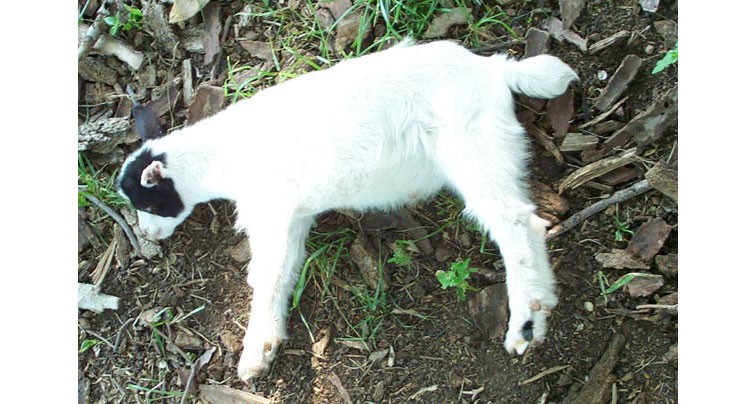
left=140, top=161, right=166, bottom=188
left=132, top=104, right=166, bottom=142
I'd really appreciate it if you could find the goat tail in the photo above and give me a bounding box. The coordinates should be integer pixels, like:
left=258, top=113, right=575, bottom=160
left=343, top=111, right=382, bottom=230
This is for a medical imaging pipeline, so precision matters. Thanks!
left=499, top=54, right=579, bottom=99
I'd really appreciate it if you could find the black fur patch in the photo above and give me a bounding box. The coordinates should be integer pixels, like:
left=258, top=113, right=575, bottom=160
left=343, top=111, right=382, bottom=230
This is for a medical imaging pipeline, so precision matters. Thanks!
left=119, top=150, right=184, bottom=218
left=522, top=321, right=534, bottom=341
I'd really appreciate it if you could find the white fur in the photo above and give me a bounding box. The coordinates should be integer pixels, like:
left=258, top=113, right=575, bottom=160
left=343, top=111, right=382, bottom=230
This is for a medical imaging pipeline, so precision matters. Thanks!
left=121, top=40, right=578, bottom=380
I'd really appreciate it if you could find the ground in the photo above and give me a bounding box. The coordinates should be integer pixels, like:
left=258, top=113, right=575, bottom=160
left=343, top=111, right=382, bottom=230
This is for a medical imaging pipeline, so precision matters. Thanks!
left=78, top=1, right=678, bottom=403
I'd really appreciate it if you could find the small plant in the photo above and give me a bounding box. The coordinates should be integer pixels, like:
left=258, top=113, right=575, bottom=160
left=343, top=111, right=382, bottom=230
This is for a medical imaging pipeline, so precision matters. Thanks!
left=652, top=42, right=678, bottom=74
left=436, top=258, right=478, bottom=301
left=612, top=209, right=634, bottom=242
left=388, top=240, right=416, bottom=267
left=105, top=4, right=143, bottom=36
left=79, top=339, right=101, bottom=354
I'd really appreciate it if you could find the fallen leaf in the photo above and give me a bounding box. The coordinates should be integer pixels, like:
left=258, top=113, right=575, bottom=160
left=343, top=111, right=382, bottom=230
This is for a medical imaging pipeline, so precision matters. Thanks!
left=199, top=384, right=271, bottom=404
left=594, top=55, right=643, bottom=111
left=422, top=7, right=470, bottom=39
left=312, top=327, right=331, bottom=358
left=626, top=217, right=672, bottom=263
left=239, top=40, right=274, bottom=61
left=169, top=0, right=211, bottom=24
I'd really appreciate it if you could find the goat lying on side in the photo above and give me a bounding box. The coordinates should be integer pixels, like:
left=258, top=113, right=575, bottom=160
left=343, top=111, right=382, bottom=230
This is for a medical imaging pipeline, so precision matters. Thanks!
left=117, top=39, right=579, bottom=381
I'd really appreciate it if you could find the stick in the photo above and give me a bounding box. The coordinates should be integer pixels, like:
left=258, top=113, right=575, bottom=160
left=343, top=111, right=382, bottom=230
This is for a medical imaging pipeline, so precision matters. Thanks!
left=81, top=192, right=141, bottom=255
left=546, top=179, right=652, bottom=240
left=78, top=3, right=109, bottom=61
left=561, top=334, right=626, bottom=404
left=520, top=365, right=570, bottom=385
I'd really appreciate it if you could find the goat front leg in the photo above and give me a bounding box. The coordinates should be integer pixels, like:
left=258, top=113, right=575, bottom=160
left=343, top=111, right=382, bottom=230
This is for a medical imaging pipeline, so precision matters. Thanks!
left=237, top=215, right=313, bottom=381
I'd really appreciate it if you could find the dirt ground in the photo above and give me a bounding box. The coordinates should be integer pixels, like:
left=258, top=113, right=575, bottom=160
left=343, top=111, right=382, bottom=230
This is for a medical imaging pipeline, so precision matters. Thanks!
left=78, top=1, right=678, bottom=403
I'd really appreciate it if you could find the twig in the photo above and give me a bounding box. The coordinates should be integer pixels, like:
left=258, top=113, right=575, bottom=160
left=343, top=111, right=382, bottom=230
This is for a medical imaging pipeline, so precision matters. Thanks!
left=81, top=328, right=117, bottom=350
left=81, top=192, right=141, bottom=255
left=113, top=318, right=135, bottom=353
left=520, top=364, right=570, bottom=385
left=547, top=179, right=652, bottom=240
left=78, top=3, right=110, bottom=60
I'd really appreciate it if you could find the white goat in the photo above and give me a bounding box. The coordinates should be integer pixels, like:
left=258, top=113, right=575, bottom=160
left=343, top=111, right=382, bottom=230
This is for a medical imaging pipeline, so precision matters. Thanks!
left=118, top=39, right=579, bottom=381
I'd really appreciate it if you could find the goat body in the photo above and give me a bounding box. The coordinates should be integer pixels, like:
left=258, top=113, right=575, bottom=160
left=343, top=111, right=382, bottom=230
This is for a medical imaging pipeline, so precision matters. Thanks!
left=118, top=39, right=579, bottom=381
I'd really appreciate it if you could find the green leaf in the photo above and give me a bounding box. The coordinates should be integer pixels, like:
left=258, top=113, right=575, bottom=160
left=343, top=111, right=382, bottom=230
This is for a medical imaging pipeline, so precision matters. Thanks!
left=79, top=339, right=100, bottom=353
left=652, top=42, right=678, bottom=74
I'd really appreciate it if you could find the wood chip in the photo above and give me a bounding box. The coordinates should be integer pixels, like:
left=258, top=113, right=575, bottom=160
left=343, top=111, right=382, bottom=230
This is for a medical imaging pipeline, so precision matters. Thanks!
left=78, top=57, right=119, bottom=86
left=422, top=7, right=471, bottom=39
left=599, top=166, right=639, bottom=186
left=327, top=373, right=353, bottom=404
left=632, top=85, right=678, bottom=148
left=182, top=59, right=193, bottom=107
left=78, top=117, right=130, bottom=153
left=559, top=0, right=585, bottom=30
left=559, top=148, right=637, bottom=193
left=169, top=0, right=211, bottom=24
left=520, top=365, right=570, bottom=385
left=524, top=27, right=550, bottom=58
left=239, top=40, right=274, bottom=61
left=526, top=122, right=563, bottom=164
left=198, top=384, right=271, bottom=404
left=187, top=84, right=226, bottom=125
left=560, top=133, right=598, bottom=152
left=626, top=217, right=672, bottom=263
left=78, top=24, right=145, bottom=71
left=547, top=87, right=574, bottom=143
left=645, top=162, right=677, bottom=203
left=576, top=96, right=628, bottom=129
left=143, top=1, right=182, bottom=56
left=588, top=30, right=630, bottom=55
left=202, top=2, right=222, bottom=65
left=594, top=55, right=642, bottom=111
left=395, top=208, right=433, bottom=255
left=655, top=254, right=678, bottom=278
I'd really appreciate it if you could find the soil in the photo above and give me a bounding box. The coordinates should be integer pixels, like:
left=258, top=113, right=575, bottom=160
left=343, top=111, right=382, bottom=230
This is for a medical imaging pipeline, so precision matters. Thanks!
left=78, top=1, right=678, bottom=403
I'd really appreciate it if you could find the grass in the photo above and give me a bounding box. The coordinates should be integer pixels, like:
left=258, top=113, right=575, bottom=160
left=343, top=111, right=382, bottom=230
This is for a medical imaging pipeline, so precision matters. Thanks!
left=223, top=0, right=523, bottom=100
left=612, top=206, right=634, bottom=242
left=127, top=381, right=184, bottom=402
left=78, top=153, right=127, bottom=210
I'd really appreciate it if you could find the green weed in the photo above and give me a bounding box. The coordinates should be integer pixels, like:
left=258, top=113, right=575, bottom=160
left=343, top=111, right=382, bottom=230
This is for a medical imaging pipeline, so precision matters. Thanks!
left=105, top=4, right=143, bottom=36
left=598, top=271, right=658, bottom=304
left=652, top=42, right=678, bottom=74
left=436, top=258, right=478, bottom=301
left=612, top=208, right=634, bottom=242
left=79, top=339, right=101, bottom=353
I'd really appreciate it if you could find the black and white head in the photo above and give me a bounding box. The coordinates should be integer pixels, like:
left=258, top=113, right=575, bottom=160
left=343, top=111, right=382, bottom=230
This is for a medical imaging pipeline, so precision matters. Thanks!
left=117, top=105, right=191, bottom=240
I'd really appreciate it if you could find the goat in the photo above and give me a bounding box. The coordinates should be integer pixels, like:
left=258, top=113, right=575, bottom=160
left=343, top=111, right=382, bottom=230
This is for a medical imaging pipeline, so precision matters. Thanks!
left=117, top=39, right=579, bottom=381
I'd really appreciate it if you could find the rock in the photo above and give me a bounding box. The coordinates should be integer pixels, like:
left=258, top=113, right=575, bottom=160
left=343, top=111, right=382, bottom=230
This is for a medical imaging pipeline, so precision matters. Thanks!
left=434, top=245, right=455, bottom=262
left=220, top=331, right=242, bottom=353
left=653, top=21, right=678, bottom=48
left=638, top=0, right=660, bottom=12
left=227, top=238, right=251, bottom=264
left=626, top=217, right=672, bottom=263
left=624, top=273, right=664, bottom=297
left=595, top=249, right=649, bottom=270
left=422, top=7, right=470, bottom=39
left=169, top=0, right=211, bottom=23
left=174, top=330, right=204, bottom=350
left=468, top=283, right=509, bottom=340
left=335, top=9, right=371, bottom=51
left=523, top=27, right=550, bottom=58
